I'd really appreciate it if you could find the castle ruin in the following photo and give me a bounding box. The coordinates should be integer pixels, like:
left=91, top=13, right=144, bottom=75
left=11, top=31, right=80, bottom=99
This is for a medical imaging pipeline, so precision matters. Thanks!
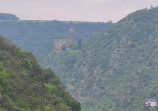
left=54, top=28, right=76, bottom=51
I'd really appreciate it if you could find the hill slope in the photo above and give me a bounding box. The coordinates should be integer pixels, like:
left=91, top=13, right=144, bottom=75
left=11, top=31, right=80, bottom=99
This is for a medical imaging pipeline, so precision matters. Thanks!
left=0, top=13, right=19, bottom=20
left=40, top=7, right=158, bottom=111
left=0, top=35, right=80, bottom=111
left=0, top=15, right=111, bottom=58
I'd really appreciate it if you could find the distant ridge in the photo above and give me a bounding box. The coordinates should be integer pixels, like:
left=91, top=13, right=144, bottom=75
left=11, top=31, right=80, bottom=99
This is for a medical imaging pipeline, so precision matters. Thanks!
left=0, top=13, right=19, bottom=20
left=0, top=16, right=111, bottom=58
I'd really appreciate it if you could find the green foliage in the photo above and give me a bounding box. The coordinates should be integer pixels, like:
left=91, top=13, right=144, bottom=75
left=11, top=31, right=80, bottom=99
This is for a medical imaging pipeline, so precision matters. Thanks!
left=61, top=45, right=66, bottom=51
left=40, top=7, right=158, bottom=111
left=69, top=43, right=78, bottom=50
left=20, top=58, right=33, bottom=71
left=40, top=50, right=80, bottom=84
left=0, top=50, right=11, bottom=60
left=0, top=61, right=10, bottom=95
left=0, top=35, right=81, bottom=110
left=44, top=105, right=55, bottom=111
left=44, top=83, right=57, bottom=94
left=78, top=39, right=82, bottom=49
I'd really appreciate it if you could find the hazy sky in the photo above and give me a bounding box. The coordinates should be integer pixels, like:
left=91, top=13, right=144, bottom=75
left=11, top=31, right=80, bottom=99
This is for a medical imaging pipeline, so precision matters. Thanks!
left=0, top=0, right=158, bottom=22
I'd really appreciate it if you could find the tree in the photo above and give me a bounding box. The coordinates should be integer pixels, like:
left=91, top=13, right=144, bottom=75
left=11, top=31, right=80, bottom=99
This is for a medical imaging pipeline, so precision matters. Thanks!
left=61, top=45, right=66, bottom=51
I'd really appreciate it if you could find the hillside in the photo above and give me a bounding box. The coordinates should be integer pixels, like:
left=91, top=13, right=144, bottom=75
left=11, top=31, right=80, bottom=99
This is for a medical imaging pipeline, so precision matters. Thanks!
left=0, top=14, right=111, bottom=58
left=0, top=13, right=19, bottom=20
left=0, top=35, right=80, bottom=111
left=40, top=7, right=158, bottom=111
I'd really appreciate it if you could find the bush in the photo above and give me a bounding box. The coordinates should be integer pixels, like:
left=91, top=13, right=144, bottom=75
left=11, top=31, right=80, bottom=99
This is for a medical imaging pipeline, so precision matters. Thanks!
left=44, top=83, right=57, bottom=94
left=20, top=58, right=33, bottom=71
left=0, top=61, right=10, bottom=95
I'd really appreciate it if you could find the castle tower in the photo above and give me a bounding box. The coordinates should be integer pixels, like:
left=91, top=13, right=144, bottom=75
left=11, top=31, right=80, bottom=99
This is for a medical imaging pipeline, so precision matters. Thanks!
left=69, top=28, right=75, bottom=42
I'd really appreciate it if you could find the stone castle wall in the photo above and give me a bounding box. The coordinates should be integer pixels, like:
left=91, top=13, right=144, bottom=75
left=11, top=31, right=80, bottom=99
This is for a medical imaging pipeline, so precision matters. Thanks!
left=54, top=38, right=74, bottom=51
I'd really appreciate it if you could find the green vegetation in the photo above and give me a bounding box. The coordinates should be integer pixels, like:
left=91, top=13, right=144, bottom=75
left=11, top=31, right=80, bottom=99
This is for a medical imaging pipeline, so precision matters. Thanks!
left=0, top=15, right=111, bottom=58
left=40, top=7, right=158, bottom=111
left=40, top=50, right=80, bottom=84
left=0, top=36, right=81, bottom=111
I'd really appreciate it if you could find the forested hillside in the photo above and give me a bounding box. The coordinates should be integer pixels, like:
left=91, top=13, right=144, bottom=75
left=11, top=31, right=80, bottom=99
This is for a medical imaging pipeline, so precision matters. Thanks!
left=0, top=14, right=111, bottom=58
left=40, top=7, right=158, bottom=111
left=0, top=35, right=80, bottom=111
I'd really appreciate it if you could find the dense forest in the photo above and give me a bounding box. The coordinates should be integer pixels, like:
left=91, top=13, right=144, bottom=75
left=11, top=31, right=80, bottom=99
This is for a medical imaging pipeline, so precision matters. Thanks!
left=0, top=14, right=111, bottom=58
left=40, top=7, right=158, bottom=111
left=0, top=35, right=81, bottom=111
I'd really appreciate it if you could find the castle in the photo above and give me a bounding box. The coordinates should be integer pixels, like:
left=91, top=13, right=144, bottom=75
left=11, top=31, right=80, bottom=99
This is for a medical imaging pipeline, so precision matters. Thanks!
left=54, top=29, right=76, bottom=51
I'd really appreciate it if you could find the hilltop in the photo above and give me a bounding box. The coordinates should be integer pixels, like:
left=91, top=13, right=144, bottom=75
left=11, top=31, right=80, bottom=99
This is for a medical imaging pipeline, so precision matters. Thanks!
left=40, top=7, right=158, bottom=111
left=0, top=35, right=80, bottom=111
left=0, top=13, right=19, bottom=20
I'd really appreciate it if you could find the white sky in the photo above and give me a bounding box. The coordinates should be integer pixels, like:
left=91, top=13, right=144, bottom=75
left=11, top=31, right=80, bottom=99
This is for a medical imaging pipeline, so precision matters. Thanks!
left=0, top=0, right=158, bottom=22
